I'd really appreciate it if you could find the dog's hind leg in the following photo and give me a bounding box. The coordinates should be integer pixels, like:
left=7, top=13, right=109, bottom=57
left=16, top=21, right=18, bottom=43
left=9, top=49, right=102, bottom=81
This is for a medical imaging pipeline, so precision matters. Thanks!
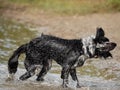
left=36, top=59, right=52, bottom=81
left=24, top=58, right=31, bottom=71
left=19, top=65, right=36, bottom=80
left=70, top=68, right=81, bottom=88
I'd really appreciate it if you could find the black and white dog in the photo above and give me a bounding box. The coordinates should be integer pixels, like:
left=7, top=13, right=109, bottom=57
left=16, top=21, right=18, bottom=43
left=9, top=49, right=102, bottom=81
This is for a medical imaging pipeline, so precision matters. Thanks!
left=7, top=27, right=116, bottom=88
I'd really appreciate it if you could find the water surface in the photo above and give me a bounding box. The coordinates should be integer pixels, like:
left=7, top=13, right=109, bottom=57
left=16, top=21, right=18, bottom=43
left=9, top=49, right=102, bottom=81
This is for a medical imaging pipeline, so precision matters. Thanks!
left=0, top=17, right=120, bottom=90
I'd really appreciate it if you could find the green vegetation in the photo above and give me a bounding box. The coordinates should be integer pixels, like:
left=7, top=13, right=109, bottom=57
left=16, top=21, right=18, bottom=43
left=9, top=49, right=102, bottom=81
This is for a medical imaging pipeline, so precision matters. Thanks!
left=1, top=0, right=120, bottom=15
left=107, top=0, right=120, bottom=12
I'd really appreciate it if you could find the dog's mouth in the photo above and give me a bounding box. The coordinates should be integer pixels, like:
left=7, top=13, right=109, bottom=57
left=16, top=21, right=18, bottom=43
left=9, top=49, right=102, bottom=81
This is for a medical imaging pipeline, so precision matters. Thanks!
left=97, top=42, right=117, bottom=52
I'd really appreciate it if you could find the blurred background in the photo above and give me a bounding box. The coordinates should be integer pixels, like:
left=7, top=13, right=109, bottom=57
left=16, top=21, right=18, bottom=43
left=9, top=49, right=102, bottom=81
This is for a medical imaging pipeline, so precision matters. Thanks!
left=0, top=0, right=120, bottom=90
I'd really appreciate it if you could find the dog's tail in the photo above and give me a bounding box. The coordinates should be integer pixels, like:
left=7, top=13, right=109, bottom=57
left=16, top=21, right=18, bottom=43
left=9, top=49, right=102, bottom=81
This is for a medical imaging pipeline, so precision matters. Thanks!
left=8, top=44, right=27, bottom=75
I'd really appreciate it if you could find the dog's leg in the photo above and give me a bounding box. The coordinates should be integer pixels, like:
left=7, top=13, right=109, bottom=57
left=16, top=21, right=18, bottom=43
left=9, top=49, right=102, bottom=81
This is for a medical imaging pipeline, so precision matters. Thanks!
left=61, top=66, right=70, bottom=88
left=19, top=65, right=36, bottom=80
left=36, top=66, right=47, bottom=81
left=24, top=58, right=30, bottom=71
left=70, top=68, right=81, bottom=88
left=36, top=59, right=52, bottom=81
left=35, top=65, right=43, bottom=76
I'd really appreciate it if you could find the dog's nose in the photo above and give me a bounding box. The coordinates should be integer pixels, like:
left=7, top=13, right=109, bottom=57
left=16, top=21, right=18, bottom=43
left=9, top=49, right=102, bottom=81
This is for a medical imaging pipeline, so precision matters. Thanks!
left=112, top=43, right=117, bottom=48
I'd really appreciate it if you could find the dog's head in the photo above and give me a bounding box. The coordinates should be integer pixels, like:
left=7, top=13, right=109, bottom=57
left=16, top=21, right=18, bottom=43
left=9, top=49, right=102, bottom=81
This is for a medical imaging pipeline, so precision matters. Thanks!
left=82, top=27, right=116, bottom=59
left=94, top=27, right=117, bottom=59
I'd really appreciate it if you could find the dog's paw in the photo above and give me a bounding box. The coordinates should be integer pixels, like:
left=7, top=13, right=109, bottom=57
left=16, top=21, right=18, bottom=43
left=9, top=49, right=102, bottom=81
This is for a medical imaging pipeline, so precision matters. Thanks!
left=6, top=74, right=14, bottom=81
left=6, top=77, right=14, bottom=82
left=19, top=75, right=29, bottom=81
left=62, top=84, right=68, bottom=88
left=19, top=76, right=25, bottom=80
left=19, top=74, right=29, bottom=80
left=76, top=83, right=81, bottom=88
left=36, top=78, right=44, bottom=81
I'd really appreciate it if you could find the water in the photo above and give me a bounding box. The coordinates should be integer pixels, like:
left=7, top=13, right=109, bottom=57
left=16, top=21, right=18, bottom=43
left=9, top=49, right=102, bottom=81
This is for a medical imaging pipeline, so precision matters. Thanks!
left=0, top=17, right=120, bottom=90
left=0, top=17, right=36, bottom=61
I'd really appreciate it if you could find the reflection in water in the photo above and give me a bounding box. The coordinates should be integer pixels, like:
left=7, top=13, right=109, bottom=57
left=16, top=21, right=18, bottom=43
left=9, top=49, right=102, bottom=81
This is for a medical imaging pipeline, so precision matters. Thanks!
left=0, top=17, right=120, bottom=90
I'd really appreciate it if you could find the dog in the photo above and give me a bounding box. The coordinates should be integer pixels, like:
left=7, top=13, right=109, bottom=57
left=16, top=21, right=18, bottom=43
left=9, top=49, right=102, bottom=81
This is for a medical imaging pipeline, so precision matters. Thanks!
left=7, top=27, right=116, bottom=88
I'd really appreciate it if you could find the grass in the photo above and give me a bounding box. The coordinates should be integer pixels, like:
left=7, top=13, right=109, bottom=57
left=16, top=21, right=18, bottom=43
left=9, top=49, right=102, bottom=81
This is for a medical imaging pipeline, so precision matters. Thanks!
left=107, top=0, right=120, bottom=12
left=1, top=0, right=120, bottom=15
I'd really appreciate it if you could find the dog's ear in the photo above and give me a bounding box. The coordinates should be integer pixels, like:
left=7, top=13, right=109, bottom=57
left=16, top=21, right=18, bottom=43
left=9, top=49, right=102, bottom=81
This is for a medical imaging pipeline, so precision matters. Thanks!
left=100, top=37, right=109, bottom=42
left=95, top=27, right=105, bottom=39
left=94, top=27, right=105, bottom=44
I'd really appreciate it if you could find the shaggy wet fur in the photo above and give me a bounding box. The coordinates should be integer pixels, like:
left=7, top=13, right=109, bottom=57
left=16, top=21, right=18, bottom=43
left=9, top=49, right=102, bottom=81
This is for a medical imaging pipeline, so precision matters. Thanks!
left=8, top=28, right=116, bottom=88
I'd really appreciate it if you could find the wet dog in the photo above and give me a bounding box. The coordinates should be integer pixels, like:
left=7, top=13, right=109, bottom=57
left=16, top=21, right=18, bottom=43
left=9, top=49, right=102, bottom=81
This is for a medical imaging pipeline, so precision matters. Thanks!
left=8, top=27, right=116, bottom=88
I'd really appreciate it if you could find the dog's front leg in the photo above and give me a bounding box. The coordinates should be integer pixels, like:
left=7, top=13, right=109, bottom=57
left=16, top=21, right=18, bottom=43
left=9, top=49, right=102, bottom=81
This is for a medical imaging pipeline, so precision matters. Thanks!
left=61, top=66, right=70, bottom=88
left=70, top=68, right=81, bottom=88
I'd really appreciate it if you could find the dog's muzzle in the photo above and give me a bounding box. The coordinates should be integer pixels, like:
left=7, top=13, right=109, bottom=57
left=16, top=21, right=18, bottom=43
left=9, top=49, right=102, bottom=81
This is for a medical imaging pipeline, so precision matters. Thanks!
left=97, top=42, right=117, bottom=52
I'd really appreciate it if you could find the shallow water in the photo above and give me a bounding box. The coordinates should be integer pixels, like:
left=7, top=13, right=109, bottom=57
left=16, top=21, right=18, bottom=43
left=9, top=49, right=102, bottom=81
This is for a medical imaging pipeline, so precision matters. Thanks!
left=0, top=17, right=120, bottom=90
